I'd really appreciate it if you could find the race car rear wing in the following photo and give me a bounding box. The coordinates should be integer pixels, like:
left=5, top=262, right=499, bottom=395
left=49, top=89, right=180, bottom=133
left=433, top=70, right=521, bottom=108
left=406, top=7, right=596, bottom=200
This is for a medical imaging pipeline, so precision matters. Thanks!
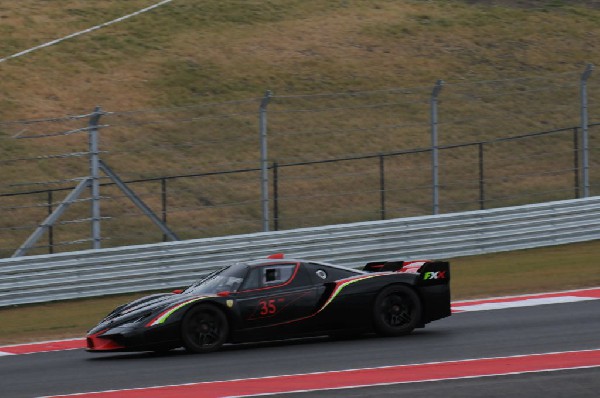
left=363, top=260, right=450, bottom=284
left=363, top=260, right=405, bottom=272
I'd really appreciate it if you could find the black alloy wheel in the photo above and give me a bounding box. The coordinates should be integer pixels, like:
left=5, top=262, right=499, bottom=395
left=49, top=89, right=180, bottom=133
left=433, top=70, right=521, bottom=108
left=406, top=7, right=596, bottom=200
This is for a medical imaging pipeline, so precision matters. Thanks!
left=181, top=304, right=228, bottom=353
left=373, top=285, right=422, bottom=336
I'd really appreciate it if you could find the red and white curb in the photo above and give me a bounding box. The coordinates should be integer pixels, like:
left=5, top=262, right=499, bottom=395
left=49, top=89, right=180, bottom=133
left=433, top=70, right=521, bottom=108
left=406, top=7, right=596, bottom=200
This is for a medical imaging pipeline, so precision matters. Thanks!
left=0, top=337, right=82, bottom=356
left=41, top=349, right=600, bottom=397
left=451, top=287, right=600, bottom=313
left=1, top=287, right=599, bottom=357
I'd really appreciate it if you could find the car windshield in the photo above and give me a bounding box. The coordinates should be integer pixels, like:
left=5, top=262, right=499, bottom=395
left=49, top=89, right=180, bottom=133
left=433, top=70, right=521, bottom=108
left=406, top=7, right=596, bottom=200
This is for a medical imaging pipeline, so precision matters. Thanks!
left=184, top=264, right=247, bottom=294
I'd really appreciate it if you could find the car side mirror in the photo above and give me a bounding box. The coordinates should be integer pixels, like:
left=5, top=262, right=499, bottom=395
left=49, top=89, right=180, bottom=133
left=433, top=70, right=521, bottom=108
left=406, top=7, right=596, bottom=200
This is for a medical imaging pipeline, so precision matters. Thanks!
left=172, top=289, right=183, bottom=294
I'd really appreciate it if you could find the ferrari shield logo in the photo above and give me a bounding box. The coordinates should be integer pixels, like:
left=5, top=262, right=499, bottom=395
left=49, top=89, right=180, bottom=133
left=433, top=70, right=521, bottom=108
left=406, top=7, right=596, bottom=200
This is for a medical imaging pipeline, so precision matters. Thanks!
left=226, top=299, right=234, bottom=308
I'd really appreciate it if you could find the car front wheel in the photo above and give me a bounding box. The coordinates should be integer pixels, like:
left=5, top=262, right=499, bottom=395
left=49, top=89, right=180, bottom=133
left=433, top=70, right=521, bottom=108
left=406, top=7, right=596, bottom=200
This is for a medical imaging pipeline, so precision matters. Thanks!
left=181, top=304, right=228, bottom=353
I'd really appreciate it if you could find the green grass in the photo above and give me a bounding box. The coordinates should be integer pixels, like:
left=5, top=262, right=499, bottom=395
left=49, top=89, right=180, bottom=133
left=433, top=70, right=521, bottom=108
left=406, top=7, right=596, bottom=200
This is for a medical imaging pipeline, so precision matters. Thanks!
left=0, top=239, right=598, bottom=345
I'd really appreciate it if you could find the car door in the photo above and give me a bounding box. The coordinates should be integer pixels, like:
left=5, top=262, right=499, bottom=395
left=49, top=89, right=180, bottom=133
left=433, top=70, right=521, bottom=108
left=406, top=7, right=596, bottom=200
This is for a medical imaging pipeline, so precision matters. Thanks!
left=301, top=262, right=371, bottom=330
left=235, top=262, right=320, bottom=334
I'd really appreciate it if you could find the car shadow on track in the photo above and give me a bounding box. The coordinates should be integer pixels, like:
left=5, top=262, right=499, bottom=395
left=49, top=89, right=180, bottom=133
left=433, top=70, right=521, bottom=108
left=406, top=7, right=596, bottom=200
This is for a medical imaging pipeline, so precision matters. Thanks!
left=85, top=329, right=450, bottom=361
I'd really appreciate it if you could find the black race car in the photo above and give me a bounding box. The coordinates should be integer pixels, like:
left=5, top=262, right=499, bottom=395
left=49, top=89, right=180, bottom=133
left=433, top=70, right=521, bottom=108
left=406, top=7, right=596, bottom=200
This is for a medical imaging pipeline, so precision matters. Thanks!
left=87, top=254, right=450, bottom=354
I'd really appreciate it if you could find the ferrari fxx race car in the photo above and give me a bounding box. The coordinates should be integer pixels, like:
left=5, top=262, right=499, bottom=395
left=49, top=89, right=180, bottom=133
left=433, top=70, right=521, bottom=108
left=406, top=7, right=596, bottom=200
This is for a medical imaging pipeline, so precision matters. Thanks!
left=87, top=254, right=450, bottom=353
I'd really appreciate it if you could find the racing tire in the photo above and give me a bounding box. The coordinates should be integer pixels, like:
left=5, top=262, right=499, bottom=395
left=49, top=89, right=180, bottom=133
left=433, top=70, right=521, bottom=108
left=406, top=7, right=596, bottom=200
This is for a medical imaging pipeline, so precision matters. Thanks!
left=373, top=285, right=422, bottom=336
left=181, top=304, right=228, bottom=353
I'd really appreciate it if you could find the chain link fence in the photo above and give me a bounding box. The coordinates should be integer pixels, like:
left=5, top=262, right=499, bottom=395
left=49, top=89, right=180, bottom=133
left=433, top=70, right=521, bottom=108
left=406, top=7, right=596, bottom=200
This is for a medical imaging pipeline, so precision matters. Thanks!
left=0, top=69, right=598, bottom=258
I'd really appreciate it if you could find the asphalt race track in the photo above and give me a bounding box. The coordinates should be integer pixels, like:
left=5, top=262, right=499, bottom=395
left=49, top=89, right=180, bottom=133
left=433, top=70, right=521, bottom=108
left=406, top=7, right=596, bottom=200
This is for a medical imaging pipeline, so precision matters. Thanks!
left=1, top=299, right=599, bottom=397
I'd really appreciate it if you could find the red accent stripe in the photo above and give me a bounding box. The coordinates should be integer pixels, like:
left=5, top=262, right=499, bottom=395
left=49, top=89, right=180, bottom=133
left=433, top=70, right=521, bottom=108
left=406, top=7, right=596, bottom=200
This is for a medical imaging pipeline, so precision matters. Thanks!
left=145, top=296, right=204, bottom=327
left=86, top=329, right=125, bottom=351
left=267, top=253, right=285, bottom=259
left=44, top=349, right=600, bottom=397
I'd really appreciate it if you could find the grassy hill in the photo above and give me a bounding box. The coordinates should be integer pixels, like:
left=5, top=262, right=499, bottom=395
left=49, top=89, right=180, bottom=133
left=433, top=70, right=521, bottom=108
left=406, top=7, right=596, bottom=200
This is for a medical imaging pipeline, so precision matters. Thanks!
left=1, top=0, right=598, bottom=116
left=0, top=0, right=599, bottom=255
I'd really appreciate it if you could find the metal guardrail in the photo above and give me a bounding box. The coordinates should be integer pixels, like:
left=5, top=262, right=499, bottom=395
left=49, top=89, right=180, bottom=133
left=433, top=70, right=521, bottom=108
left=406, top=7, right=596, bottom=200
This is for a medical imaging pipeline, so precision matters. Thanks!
left=1, top=196, right=599, bottom=307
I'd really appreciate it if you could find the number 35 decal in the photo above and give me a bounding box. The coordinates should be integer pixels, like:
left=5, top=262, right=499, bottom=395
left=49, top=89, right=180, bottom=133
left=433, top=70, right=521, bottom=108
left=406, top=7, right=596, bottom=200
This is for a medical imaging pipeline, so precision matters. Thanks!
left=259, top=299, right=277, bottom=315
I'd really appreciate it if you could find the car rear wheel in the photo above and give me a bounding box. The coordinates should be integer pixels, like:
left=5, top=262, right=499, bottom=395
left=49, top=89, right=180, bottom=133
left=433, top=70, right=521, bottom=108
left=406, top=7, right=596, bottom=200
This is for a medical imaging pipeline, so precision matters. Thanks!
left=181, top=304, right=228, bottom=353
left=373, top=285, right=421, bottom=336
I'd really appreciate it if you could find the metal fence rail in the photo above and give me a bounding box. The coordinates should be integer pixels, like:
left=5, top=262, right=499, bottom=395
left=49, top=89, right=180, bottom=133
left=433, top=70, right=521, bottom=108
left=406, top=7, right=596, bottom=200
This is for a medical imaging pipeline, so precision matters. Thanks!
left=0, top=196, right=599, bottom=307
left=2, top=67, right=598, bottom=258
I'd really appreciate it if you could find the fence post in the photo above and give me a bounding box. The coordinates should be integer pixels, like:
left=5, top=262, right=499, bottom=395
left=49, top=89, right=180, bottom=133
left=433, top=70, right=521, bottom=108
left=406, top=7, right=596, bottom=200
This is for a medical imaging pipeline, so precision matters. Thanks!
left=161, top=177, right=168, bottom=242
left=272, top=162, right=279, bottom=231
left=89, top=106, right=103, bottom=250
left=478, top=143, right=485, bottom=210
left=47, top=190, right=54, bottom=254
left=573, top=127, right=580, bottom=199
left=580, top=64, right=593, bottom=198
left=430, top=80, right=443, bottom=215
left=259, top=90, right=273, bottom=232
left=379, top=154, right=386, bottom=220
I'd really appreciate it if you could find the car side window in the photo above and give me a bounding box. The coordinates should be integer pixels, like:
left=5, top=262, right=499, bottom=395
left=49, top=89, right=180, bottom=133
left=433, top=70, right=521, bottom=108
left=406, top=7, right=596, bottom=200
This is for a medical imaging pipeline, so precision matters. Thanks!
left=263, top=264, right=295, bottom=286
left=241, top=268, right=261, bottom=291
left=240, top=264, right=297, bottom=291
